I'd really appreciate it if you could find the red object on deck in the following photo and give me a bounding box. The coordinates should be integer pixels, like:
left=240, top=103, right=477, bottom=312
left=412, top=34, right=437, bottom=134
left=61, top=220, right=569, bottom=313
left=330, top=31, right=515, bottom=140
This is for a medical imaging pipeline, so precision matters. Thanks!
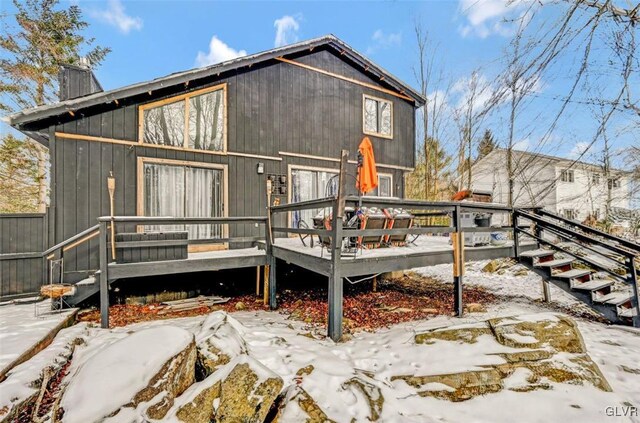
left=357, top=136, right=378, bottom=194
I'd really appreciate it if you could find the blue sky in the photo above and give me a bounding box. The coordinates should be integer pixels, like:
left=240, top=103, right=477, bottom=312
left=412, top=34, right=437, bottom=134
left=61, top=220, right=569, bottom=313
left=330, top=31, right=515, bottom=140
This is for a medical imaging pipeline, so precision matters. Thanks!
left=1, top=0, right=637, bottom=168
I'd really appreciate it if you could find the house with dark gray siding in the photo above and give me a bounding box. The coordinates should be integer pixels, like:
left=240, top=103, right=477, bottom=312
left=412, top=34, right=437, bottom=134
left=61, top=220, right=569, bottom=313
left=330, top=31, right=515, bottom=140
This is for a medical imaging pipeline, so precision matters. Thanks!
left=2, top=34, right=424, bottom=298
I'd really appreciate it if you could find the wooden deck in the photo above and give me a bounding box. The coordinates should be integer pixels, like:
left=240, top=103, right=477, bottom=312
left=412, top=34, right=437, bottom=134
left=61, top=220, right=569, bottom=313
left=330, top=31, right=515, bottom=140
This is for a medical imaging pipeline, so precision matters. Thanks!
left=107, top=248, right=267, bottom=280
left=270, top=236, right=535, bottom=277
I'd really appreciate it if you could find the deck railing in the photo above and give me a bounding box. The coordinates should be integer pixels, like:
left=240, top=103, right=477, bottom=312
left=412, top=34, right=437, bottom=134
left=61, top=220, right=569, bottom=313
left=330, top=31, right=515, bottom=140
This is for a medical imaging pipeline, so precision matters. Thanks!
left=95, top=215, right=270, bottom=327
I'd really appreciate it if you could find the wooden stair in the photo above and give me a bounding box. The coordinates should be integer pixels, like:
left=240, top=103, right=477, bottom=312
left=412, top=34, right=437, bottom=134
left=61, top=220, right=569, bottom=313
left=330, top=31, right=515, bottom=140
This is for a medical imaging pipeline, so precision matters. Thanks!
left=518, top=248, right=637, bottom=325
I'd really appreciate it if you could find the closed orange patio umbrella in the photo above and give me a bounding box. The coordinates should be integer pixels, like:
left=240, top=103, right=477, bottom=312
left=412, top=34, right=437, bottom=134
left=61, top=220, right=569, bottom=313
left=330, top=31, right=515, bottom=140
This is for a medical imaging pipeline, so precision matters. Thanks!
left=357, top=136, right=378, bottom=195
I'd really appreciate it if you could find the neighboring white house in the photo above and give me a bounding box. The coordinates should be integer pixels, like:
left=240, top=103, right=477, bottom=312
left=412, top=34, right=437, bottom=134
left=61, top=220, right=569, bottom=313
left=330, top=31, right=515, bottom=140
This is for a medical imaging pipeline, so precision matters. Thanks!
left=471, top=148, right=631, bottom=224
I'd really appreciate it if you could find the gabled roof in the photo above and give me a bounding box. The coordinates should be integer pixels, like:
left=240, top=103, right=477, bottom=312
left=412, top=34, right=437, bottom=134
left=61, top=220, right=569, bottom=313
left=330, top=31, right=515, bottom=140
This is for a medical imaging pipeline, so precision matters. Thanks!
left=476, top=148, right=629, bottom=174
left=4, top=34, right=425, bottom=129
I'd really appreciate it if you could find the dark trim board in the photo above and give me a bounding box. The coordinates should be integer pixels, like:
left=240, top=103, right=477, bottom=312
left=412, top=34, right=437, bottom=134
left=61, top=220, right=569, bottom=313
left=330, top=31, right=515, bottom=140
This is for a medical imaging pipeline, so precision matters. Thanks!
left=107, top=250, right=267, bottom=281
left=270, top=242, right=536, bottom=278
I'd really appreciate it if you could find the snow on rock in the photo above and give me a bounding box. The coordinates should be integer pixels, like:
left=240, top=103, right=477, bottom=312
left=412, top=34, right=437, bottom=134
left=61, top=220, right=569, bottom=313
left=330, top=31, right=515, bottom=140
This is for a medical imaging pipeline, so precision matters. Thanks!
left=61, top=326, right=195, bottom=423
left=195, top=311, right=248, bottom=378
left=0, top=299, right=76, bottom=373
left=164, top=355, right=283, bottom=423
left=0, top=323, right=88, bottom=422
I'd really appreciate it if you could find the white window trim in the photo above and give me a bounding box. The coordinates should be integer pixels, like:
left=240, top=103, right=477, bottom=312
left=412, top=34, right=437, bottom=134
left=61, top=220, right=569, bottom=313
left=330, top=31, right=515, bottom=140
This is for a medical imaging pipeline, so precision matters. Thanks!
left=287, top=164, right=340, bottom=230
left=366, top=172, right=393, bottom=197
left=560, top=169, right=574, bottom=183
left=138, top=83, right=228, bottom=153
left=362, top=93, right=393, bottom=140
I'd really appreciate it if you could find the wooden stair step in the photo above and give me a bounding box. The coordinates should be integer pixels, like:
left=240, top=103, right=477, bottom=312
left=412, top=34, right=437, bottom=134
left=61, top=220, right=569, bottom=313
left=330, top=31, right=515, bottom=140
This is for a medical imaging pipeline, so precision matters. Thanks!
left=554, top=269, right=592, bottom=279
left=572, top=279, right=614, bottom=292
left=594, top=291, right=632, bottom=305
left=618, top=307, right=638, bottom=318
left=534, top=258, right=574, bottom=268
left=604, top=292, right=634, bottom=306
left=519, top=249, right=555, bottom=258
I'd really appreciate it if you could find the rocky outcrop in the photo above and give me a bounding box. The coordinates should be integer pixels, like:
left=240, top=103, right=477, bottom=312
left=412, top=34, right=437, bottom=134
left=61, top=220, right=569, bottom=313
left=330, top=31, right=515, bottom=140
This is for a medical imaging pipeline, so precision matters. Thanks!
left=166, top=355, right=284, bottom=423
left=61, top=326, right=195, bottom=423
left=273, top=386, right=335, bottom=423
left=195, top=311, right=248, bottom=379
left=342, top=371, right=385, bottom=421
left=401, top=313, right=611, bottom=402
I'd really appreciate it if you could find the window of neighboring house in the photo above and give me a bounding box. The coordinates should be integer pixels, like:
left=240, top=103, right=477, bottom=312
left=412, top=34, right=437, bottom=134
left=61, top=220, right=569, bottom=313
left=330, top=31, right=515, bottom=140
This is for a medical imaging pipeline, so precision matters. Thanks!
left=560, top=169, right=574, bottom=183
left=593, top=209, right=600, bottom=220
left=591, top=173, right=600, bottom=185
left=608, top=178, right=621, bottom=189
left=290, top=168, right=339, bottom=229
left=562, top=209, right=578, bottom=220
left=363, top=95, right=393, bottom=138
left=140, top=84, right=226, bottom=152
left=142, top=160, right=225, bottom=240
left=365, top=174, right=393, bottom=197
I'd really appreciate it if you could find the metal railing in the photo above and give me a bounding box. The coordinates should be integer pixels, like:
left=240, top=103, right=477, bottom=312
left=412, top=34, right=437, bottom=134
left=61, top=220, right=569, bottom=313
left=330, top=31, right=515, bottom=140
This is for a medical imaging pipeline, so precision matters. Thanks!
left=514, top=208, right=640, bottom=326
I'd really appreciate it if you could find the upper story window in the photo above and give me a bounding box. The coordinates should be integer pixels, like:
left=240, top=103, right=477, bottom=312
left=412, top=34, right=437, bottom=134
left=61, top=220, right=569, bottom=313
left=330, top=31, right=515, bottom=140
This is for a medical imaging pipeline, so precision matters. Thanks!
left=608, top=177, right=621, bottom=189
left=591, top=173, right=600, bottom=185
left=363, top=94, right=393, bottom=139
left=560, top=169, right=574, bottom=183
left=139, top=84, right=226, bottom=152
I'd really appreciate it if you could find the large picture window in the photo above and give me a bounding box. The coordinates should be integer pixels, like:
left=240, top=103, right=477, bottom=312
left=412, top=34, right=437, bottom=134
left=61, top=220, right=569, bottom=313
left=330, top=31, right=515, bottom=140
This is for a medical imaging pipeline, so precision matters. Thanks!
left=140, top=159, right=226, bottom=240
left=140, top=84, right=226, bottom=152
left=290, top=167, right=338, bottom=229
left=363, top=94, right=393, bottom=138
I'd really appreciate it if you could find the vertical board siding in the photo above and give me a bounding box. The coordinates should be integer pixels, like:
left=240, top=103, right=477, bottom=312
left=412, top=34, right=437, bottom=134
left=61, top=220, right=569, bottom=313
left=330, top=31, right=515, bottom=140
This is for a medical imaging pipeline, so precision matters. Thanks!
left=44, top=49, right=416, bottom=277
left=0, top=214, right=46, bottom=298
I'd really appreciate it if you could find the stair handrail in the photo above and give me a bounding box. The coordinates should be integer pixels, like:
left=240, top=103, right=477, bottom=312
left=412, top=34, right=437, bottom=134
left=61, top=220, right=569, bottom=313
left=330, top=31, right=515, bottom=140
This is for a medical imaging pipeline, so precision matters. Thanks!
left=43, top=224, right=101, bottom=260
left=533, top=208, right=640, bottom=256
left=515, top=209, right=635, bottom=259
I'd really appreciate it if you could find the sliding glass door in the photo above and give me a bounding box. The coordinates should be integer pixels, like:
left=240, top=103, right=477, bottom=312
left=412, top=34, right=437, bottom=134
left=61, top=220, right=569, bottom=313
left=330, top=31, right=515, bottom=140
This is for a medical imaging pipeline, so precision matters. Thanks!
left=143, top=161, right=224, bottom=240
left=290, top=167, right=338, bottom=228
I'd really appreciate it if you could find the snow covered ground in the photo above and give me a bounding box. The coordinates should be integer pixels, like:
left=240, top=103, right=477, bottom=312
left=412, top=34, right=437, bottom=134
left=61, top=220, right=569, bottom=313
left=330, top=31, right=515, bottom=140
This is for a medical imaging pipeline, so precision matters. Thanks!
left=0, top=299, right=76, bottom=374
left=1, top=261, right=639, bottom=422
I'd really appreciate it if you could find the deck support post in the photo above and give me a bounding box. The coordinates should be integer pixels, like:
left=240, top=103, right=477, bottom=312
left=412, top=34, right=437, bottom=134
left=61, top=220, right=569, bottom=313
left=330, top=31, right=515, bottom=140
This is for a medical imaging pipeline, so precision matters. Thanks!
left=328, top=149, right=349, bottom=342
left=452, top=205, right=464, bottom=317
left=512, top=209, right=520, bottom=259
left=628, top=256, right=640, bottom=328
left=265, top=181, right=277, bottom=310
left=99, top=221, right=109, bottom=329
left=541, top=278, right=551, bottom=302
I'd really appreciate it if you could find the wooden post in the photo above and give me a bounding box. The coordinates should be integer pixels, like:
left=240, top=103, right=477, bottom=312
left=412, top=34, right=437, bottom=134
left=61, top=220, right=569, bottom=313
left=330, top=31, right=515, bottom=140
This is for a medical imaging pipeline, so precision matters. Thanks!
left=372, top=275, right=377, bottom=292
left=265, top=179, right=277, bottom=309
left=107, top=172, right=116, bottom=261
left=512, top=209, right=520, bottom=259
left=541, top=278, right=551, bottom=303
left=628, top=255, right=640, bottom=328
left=263, top=265, right=270, bottom=305
left=99, top=221, right=110, bottom=328
left=328, top=149, right=349, bottom=342
left=452, top=205, right=464, bottom=317
left=256, top=266, right=261, bottom=296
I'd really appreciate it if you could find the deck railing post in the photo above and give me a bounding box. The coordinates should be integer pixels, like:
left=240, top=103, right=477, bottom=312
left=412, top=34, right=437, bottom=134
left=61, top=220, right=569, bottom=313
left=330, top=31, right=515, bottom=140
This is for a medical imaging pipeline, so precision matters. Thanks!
left=99, top=221, right=110, bottom=328
left=265, top=180, right=277, bottom=310
left=453, top=205, right=464, bottom=317
left=512, top=209, right=520, bottom=259
left=328, top=149, right=349, bottom=342
left=627, top=255, right=640, bottom=328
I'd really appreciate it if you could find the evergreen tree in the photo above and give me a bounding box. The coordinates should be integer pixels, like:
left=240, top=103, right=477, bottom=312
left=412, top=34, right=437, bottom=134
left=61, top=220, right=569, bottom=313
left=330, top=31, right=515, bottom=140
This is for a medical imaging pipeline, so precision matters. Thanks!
left=0, top=0, right=109, bottom=212
left=477, top=129, right=496, bottom=159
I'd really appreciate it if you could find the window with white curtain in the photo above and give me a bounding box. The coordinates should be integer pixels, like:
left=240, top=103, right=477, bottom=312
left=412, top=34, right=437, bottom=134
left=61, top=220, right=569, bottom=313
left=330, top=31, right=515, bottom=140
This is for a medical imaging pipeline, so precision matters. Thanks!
left=141, top=85, right=226, bottom=152
left=290, top=168, right=338, bottom=228
left=143, top=161, right=224, bottom=240
left=363, top=95, right=393, bottom=138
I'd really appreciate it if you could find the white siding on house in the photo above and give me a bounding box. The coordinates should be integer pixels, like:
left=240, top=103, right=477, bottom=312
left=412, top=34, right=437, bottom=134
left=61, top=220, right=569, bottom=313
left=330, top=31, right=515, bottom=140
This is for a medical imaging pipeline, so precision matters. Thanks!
left=471, top=149, right=631, bottom=225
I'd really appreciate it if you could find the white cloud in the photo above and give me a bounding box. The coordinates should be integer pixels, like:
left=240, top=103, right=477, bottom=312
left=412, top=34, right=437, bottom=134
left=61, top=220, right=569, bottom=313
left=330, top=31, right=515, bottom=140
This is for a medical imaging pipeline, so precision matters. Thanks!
left=274, top=15, right=301, bottom=47
left=195, top=36, right=247, bottom=67
left=367, top=30, right=402, bottom=54
left=458, top=0, right=534, bottom=38
left=451, top=72, right=495, bottom=113
left=569, top=142, right=591, bottom=159
left=90, top=0, right=142, bottom=34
